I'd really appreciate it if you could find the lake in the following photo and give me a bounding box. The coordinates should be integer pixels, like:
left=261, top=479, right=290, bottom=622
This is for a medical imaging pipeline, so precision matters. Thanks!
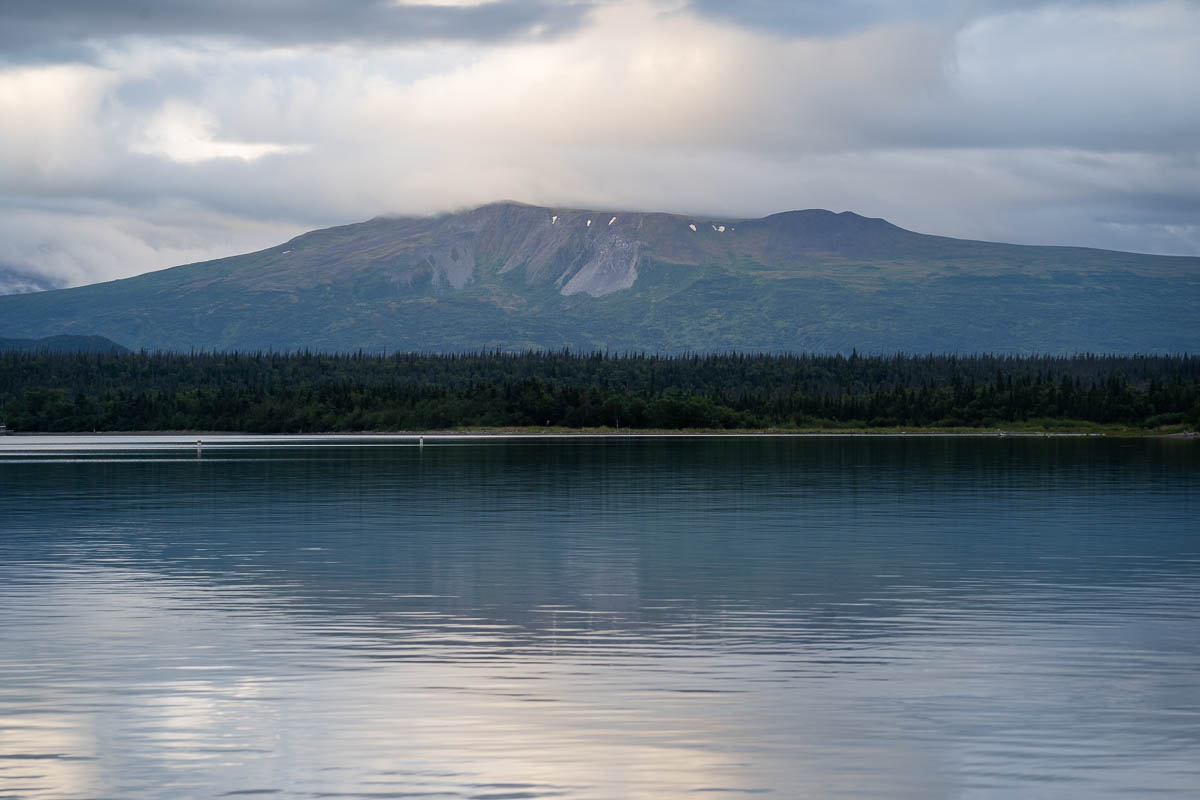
left=1, top=435, right=1198, bottom=799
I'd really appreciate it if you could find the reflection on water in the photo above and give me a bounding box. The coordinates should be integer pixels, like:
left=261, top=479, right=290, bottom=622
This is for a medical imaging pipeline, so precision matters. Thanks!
left=1, top=437, right=1198, bottom=799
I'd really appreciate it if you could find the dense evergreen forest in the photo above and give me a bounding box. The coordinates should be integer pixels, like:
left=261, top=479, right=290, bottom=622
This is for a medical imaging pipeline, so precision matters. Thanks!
left=1, top=350, right=1198, bottom=432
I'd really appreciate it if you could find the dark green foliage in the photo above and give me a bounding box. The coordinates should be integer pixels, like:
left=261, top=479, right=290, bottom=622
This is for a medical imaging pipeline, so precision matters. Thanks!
left=1, top=350, right=1197, bottom=432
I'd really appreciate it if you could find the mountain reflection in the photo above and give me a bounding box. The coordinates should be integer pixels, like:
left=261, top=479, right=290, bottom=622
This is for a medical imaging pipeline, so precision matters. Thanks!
left=3, top=438, right=1195, bottom=632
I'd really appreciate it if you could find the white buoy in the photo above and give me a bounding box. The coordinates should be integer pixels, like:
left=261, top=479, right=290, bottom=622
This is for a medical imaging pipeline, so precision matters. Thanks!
left=419, top=436, right=424, bottom=447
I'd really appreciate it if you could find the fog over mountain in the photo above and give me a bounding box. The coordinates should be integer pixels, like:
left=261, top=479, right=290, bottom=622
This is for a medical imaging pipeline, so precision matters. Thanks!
left=0, top=266, right=62, bottom=296
left=1, top=0, right=1198, bottom=296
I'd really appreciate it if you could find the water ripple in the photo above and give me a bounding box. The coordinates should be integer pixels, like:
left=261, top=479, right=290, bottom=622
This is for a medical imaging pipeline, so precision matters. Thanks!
left=1, top=436, right=1197, bottom=799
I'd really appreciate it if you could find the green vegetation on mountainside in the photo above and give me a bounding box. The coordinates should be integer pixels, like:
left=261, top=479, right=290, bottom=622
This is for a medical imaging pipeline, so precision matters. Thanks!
left=0, top=203, right=1196, bottom=354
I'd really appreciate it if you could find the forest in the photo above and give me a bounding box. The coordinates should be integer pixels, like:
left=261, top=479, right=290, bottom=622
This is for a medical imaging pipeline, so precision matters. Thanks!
left=1, top=349, right=1198, bottom=433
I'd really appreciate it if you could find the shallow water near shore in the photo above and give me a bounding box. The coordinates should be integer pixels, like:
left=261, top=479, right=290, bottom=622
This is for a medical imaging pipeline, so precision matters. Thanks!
left=1, top=436, right=1198, bottom=799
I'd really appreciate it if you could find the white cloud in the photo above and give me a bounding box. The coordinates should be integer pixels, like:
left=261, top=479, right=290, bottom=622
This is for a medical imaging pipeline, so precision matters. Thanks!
left=130, top=101, right=310, bottom=164
left=0, top=64, right=120, bottom=187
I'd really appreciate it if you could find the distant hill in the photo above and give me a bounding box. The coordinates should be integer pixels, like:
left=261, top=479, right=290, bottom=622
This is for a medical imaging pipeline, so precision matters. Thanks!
left=0, top=202, right=1196, bottom=354
left=0, top=335, right=130, bottom=354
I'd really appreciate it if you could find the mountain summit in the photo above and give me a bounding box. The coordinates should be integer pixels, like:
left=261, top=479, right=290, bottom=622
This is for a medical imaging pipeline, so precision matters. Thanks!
left=0, top=202, right=1196, bottom=354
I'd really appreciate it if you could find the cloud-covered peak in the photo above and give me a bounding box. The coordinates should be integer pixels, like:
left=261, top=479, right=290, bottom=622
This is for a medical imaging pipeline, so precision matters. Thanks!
left=0, top=0, right=1197, bottom=292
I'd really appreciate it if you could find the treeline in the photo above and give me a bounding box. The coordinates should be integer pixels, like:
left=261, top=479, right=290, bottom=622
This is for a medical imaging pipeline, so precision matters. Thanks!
left=1, top=350, right=1198, bottom=432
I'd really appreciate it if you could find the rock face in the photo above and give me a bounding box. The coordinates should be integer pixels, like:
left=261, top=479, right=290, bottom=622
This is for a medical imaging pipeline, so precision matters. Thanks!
left=471, top=204, right=643, bottom=297
left=0, top=201, right=1197, bottom=355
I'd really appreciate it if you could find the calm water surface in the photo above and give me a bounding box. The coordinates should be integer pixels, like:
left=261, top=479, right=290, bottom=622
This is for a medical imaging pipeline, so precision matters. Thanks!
left=1, top=435, right=1197, bottom=799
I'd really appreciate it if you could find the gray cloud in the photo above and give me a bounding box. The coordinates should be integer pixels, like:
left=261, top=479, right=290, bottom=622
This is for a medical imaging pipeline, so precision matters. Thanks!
left=0, top=0, right=592, bottom=63
left=687, top=0, right=923, bottom=36
left=685, top=0, right=1152, bottom=36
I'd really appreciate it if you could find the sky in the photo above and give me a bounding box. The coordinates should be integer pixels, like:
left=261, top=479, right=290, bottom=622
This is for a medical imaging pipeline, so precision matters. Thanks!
left=1, top=0, right=1198, bottom=293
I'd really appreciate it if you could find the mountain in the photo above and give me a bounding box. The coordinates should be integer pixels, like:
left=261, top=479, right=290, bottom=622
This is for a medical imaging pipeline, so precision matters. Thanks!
left=0, top=335, right=130, bottom=354
left=0, top=202, right=1196, bottom=354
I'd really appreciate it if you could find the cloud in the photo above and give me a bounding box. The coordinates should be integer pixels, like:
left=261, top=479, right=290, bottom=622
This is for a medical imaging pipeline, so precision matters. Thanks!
left=0, top=266, right=60, bottom=295
left=130, top=102, right=309, bottom=163
left=951, top=1, right=1200, bottom=152
left=0, top=0, right=1197, bottom=293
left=684, top=0, right=1160, bottom=36
left=0, top=64, right=119, bottom=187
left=687, top=0, right=934, bottom=36
left=0, top=0, right=595, bottom=63
left=0, top=199, right=305, bottom=289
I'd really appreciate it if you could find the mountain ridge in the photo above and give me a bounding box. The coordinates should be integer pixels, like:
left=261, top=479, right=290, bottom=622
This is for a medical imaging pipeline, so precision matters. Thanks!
left=0, top=202, right=1196, bottom=354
